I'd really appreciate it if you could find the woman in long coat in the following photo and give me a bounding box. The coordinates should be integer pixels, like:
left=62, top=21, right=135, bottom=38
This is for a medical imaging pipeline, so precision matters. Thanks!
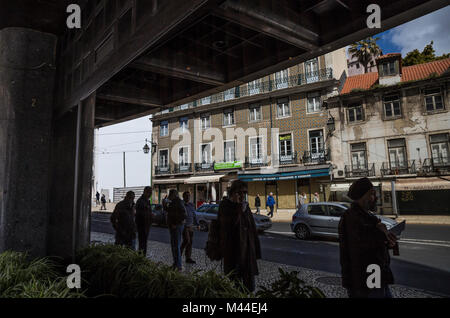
left=218, top=180, right=261, bottom=292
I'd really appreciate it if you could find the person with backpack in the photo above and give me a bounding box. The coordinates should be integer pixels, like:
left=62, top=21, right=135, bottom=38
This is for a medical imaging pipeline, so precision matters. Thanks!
left=166, top=189, right=187, bottom=271
left=216, top=180, right=261, bottom=292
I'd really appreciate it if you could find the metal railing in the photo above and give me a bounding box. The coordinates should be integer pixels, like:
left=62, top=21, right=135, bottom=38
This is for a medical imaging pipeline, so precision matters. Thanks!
left=245, top=156, right=269, bottom=168
left=302, top=149, right=331, bottom=164
left=173, top=163, right=193, bottom=174
left=380, top=160, right=416, bottom=176
left=345, top=163, right=376, bottom=178
left=156, top=68, right=333, bottom=114
left=155, top=165, right=171, bottom=175
left=194, top=162, right=215, bottom=172
left=421, top=156, right=450, bottom=174
left=278, top=152, right=298, bottom=165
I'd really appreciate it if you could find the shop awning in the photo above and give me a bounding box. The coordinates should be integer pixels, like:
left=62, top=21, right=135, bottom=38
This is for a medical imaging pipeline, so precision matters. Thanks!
left=184, top=174, right=225, bottom=184
left=331, top=182, right=381, bottom=192
left=153, top=178, right=187, bottom=185
left=238, top=168, right=330, bottom=182
left=382, top=178, right=450, bottom=191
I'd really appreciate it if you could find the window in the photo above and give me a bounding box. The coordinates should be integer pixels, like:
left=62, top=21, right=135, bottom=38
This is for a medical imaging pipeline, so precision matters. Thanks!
left=430, top=133, right=449, bottom=165
left=249, top=79, right=261, bottom=95
left=249, top=137, right=263, bottom=164
left=277, top=98, right=291, bottom=118
left=200, top=114, right=210, bottom=131
left=308, top=205, right=326, bottom=216
left=200, top=144, right=212, bottom=164
left=160, top=121, right=168, bottom=137
left=348, top=105, right=364, bottom=122
left=275, top=69, right=288, bottom=89
left=351, top=143, right=367, bottom=170
left=381, top=61, right=397, bottom=76
left=223, top=109, right=235, bottom=126
left=179, top=117, right=188, bottom=132
left=307, top=92, right=321, bottom=113
left=424, top=88, right=444, bottom=112
left=180, top=103, right=189, bottom=110
left=328, top=206, right=346, bottom=218
left=249, top=104, right=262, bottom=122
left=159, top=149, right=169, bottom=169
left=384, top=95, right=401, bottom=118
left=309, top=130, right=324, bottom=158
left=224, top=87, right=235, bottom=101
left=279, top=134, right=292, bottom=161
left=224, top=140, right=235, bottom=162
left=178, top=147, right=189, bottom=166
left=305, top=58, right=319, bottom=83
left=388, top=139, right=407, bottom=168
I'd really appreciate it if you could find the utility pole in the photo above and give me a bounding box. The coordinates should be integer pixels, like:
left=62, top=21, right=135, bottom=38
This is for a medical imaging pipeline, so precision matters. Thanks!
left=123, top=152, right=126, bottom=188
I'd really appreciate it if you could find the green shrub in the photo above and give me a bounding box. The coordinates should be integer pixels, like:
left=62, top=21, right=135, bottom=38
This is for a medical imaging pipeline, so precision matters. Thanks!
left=256, top=268, right=326, bottom=298
left=76, top=243, right=248, bottom=298
left=0, top=251, right=84, bottom=298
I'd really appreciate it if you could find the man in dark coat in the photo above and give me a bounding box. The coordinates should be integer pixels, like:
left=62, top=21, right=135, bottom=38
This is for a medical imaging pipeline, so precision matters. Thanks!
left=135, top=186, right=153, bottom=256
left=338, top=177, right=397, bottom=298
left=218, top=180, right=261, bottom=292
left=254, top=194, right=261, bottom=214
left=166, top=189, right=187, bottom=271
left=110, top=191, right=136, bottom=249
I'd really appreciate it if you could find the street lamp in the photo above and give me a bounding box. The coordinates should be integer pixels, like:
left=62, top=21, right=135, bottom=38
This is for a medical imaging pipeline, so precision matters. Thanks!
left=143, top=138, right=157, bottom=186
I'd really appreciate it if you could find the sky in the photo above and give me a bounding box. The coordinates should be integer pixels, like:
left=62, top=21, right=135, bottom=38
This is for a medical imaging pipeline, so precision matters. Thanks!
left=95, top=6, right=450, bottom=196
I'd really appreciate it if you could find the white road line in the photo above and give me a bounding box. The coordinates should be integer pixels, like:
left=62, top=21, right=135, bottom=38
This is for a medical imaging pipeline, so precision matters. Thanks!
left=399, top=240, right=450, bottom=248
left=400, top=238, right=450, bottom=244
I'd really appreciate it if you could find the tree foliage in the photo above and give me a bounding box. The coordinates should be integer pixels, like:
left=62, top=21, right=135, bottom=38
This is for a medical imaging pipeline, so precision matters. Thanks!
left=349, top=37, right=382, bottom=73
left=403, top=41, right=450, bottom=66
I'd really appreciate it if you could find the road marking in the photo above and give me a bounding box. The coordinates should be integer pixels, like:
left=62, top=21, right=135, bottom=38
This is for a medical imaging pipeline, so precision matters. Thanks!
left=266, top=230, right=295, bottom=236
left=399, top=240, right=450, bottom=248
left=400, top=238, right=450, bottom=244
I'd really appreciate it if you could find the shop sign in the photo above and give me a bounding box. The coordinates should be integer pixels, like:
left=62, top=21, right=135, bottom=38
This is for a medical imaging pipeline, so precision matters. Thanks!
left=214, top=161, right=243, bottom=170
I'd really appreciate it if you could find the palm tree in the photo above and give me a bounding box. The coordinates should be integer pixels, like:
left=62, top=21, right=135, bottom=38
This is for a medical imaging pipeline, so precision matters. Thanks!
left=349, top=37, right=382, bottom=73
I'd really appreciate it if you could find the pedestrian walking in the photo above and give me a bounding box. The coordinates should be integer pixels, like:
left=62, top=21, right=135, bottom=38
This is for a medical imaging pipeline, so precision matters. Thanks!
left=298, top=192, right=307, bottom=208
left=100, top=194, right=107, bottom=210
left=135, top=186, right=153, bottom=256
left=313, top=192, right=320, bottom=203
left=254, top=194, right=261, bottom=214
left=166, top=189, right=187, bottom=271
left=180, top=191, right=199, bottom=264
left=96, top=191, right=100, bottom=206
left=110, top=191, right=136, bottom=249
left=217, top=180, right=261, bottom=292
left=338, top=177, right=397, bottom=298
left=266, top=192, right=275, bottom=218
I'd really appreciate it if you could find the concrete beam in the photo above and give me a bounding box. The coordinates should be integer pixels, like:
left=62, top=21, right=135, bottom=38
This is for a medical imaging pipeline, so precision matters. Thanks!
left=97, top=83, right=163, bottom=107
left=130, top=55, right=226, bottom=86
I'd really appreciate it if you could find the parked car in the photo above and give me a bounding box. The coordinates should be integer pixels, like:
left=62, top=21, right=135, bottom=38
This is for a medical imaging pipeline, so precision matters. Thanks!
left=151, top=203, right=167, bottom=227
left=196, top=204, right=272, bottom=233
left=290, top=202, right=398, bottom=240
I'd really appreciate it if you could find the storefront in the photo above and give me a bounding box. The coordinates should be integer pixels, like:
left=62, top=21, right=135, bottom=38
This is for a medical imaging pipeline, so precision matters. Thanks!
left=238, top=166, right=332, bottom=210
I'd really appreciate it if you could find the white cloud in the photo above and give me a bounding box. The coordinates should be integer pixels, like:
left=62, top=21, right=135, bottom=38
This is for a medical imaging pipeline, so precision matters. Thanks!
left=387, top=6, right=450, bottom=56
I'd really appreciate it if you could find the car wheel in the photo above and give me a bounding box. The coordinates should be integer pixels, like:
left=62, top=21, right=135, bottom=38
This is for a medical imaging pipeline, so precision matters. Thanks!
left=295, top=224, right=310, bottom=240
left=199, top=221, right=208, bottom=232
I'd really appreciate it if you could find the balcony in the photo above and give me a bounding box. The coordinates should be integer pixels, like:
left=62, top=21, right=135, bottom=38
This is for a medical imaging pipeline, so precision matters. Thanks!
left=245, top=156, right=269, bottom=168
left=194, top=162, right=215, bottom=172
left=155, top=165, right=171, bottom=175
left=381, top=161, right=416, bottom=176
left=421, top=156, right=450, bottom=174
left=173, top=163, right=193, bottom=174
left=303, top=149, right=330, bottom=165
left=345, top=163, right=375, bottom=178
left=278, top=152, right=298, bottom=165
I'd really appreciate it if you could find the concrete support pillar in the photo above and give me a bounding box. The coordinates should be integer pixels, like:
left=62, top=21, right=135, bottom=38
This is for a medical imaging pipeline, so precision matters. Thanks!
left=0, top=28, right=57, bottom=257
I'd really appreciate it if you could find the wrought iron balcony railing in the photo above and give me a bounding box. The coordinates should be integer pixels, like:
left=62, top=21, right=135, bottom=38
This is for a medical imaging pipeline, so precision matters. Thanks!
left=155, top=165, right=171, bottom=175
left=278, top=152, right=298, bottom=166
left=421, top=156, right=450, bottom=174
left=345, top=163, right=376, bottom=178
left=302, top=149, right=331, bottom=165
left=245, top=156, right=269, bottom=168
left=173, top=163, right=193, bottom=174
left=194, top=162, right=215, bottom=172
left=380, top=160, right=416, bottom=176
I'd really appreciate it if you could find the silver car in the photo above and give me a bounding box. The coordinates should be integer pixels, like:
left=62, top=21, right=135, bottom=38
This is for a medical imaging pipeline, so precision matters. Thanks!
left=290, top=202, right=398, bottom=240
left=196, top=204, right=272, bottom=233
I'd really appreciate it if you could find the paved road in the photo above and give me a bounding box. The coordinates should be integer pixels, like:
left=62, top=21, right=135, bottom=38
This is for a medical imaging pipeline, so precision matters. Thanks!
left=91, top=212, right=450, bottom=296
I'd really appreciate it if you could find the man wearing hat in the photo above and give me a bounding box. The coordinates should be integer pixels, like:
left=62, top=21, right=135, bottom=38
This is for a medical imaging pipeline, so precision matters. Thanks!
left=338, top=177, right=397, bottom=298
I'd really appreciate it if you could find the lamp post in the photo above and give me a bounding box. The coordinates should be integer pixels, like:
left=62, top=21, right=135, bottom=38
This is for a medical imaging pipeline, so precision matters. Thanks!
left=143, top=138, right=157, bottom=186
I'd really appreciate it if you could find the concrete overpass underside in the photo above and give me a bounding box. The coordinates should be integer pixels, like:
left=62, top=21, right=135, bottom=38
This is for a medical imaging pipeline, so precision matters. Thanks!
left=0, top=0, right=448, bottom=257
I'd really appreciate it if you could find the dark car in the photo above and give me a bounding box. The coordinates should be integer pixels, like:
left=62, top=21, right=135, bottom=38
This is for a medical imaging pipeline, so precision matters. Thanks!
left=196, top=204, right=272, bottom=233
left=151, top=203, right=167, bottom=227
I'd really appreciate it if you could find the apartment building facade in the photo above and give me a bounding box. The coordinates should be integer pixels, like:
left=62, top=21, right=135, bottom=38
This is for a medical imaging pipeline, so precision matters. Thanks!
left=151, top=49, right=348, bottom=210
left=325, top=54, right=450, bottom=214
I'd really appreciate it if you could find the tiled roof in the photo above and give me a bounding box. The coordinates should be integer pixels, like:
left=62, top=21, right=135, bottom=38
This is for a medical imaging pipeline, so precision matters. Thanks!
left=341, top=58, right=450, bottom=95
left=376, top=53, right=402, bottom=61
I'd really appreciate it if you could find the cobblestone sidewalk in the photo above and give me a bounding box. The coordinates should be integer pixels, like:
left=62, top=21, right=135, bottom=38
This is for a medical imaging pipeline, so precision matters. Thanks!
left=91, top=232, right=441, bottom=298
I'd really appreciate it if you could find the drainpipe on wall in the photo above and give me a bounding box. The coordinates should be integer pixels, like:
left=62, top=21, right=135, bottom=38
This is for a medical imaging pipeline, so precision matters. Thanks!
left=391, top=179, right=399, bottom=218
